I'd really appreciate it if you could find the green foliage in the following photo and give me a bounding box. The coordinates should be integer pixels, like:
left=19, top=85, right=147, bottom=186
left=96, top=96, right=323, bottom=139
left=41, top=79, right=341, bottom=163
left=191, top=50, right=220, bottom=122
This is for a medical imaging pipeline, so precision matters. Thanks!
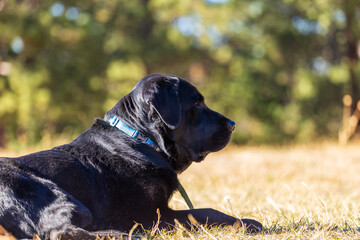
left=0, top=0, right=359, bottom=147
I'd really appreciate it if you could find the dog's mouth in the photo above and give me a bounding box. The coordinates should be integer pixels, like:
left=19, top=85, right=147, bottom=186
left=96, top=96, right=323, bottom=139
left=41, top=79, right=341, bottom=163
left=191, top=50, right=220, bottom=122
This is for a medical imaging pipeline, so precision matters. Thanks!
left=191, top=132, right=232, bottom=162
left=211, top=130, right=232, bottom=141
left=192, top=151, right=210, bottom=162
left=209, top=131, right=232, bottom=151
left=196, top=151, right=210, bottom=162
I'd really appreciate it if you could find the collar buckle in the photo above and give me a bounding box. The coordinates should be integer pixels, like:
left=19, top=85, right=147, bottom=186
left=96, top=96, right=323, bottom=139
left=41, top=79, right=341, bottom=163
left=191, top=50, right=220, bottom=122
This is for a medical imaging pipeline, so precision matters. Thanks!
left=109, top=116, right=160, bottom=152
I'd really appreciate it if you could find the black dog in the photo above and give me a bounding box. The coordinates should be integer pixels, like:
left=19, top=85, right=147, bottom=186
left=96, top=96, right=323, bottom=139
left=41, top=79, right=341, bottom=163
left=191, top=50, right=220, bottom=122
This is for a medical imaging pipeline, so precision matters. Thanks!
left=0, top=74, right=262, bottom=239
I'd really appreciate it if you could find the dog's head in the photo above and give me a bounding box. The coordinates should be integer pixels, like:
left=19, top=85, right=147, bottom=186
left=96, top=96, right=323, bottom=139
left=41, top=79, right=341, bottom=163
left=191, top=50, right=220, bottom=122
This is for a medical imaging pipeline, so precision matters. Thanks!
left=105, top=74, right=235, bottom=172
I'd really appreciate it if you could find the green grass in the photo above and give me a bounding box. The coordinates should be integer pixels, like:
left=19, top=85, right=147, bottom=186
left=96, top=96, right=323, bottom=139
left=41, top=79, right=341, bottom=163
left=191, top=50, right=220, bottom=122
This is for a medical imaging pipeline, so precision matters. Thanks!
left=2, top=142, right=360, bottom=239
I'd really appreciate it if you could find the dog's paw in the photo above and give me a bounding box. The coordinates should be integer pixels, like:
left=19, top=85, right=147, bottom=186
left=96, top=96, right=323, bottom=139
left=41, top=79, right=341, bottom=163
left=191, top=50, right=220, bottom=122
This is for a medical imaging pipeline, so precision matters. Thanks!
left=235, top=218, right=263, bottom=233
left=50, top=227, right=97, bottom=240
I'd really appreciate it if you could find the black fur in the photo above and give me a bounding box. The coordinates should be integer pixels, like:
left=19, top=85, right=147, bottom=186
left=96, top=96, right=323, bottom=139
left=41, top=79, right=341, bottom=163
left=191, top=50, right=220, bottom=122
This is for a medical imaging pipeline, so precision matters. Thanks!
left=0, top=74, right=262, bottom=239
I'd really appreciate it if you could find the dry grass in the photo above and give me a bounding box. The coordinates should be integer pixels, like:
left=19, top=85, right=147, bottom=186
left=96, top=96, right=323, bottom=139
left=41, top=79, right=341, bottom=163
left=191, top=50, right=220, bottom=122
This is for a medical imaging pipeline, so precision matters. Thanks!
left=166, top=142, right=360, bottom=239
left=2, top=142, right=360, bottom=239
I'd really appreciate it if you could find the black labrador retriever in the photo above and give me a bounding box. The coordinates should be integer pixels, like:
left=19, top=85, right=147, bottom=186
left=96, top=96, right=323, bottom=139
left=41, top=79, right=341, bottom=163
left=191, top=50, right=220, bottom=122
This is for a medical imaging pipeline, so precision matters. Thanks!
left=0, top=74, right=262, bottom=239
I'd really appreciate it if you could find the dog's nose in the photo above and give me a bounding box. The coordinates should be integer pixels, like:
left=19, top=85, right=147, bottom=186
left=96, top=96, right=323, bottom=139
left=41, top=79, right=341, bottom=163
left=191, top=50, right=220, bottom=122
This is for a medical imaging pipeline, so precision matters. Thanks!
left=227, top=120, right=236, bottom=131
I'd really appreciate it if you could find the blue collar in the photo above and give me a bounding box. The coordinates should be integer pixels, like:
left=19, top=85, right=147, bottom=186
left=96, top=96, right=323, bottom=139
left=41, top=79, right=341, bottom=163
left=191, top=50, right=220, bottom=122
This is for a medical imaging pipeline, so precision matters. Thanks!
left=108, top=116, right=160, bottom=152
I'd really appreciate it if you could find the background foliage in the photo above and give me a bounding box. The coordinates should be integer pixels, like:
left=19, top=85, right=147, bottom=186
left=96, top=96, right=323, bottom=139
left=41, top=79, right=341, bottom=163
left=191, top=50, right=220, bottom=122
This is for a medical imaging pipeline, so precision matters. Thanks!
left=0, top=0, right=359, bottom=148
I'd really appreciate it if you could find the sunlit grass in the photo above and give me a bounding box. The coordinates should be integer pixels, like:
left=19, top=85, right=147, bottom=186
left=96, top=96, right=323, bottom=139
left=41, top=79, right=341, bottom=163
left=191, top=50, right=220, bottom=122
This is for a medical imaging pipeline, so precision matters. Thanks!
left=1, top=141, right=360, bottom=239
left=168, top=142, right=360, bottom=239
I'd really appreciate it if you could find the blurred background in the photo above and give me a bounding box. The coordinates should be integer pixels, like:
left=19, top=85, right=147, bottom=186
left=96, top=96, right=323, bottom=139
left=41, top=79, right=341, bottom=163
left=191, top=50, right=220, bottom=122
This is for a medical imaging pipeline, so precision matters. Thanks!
left=0, top=0, right=359, bottom=150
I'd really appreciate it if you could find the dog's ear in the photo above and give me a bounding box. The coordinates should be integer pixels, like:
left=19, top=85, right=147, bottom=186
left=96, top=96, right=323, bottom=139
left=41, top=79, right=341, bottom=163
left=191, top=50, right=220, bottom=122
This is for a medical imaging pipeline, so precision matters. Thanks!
left=145, top=76, right=181, bottom=129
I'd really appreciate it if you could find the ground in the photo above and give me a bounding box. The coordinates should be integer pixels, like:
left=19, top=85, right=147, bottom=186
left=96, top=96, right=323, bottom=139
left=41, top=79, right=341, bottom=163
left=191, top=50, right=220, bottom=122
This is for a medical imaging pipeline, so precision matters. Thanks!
left=168, top=142, right=360, bottom=239
left=1, top=142, right=360, bottom=239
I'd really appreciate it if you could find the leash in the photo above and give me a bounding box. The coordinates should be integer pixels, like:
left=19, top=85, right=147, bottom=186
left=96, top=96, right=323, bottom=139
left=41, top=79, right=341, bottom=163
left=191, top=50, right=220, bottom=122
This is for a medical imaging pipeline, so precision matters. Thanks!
left=108, top=115, right=194, bottom=210
left=177, top=182, right=194, bottom=209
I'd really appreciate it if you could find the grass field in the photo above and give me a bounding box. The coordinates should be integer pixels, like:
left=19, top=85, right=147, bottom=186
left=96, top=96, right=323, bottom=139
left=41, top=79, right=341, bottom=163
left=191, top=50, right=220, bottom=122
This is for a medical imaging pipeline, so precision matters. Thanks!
left=1, top=142, right=360, bottom=239
left=167, top=142, right=360, bottom=239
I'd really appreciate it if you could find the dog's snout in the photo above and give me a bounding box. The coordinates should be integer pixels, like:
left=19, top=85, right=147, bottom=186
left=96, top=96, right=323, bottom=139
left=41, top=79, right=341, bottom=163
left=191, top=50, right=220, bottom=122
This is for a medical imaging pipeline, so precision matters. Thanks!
left=227, top=120, right=236, bottom=131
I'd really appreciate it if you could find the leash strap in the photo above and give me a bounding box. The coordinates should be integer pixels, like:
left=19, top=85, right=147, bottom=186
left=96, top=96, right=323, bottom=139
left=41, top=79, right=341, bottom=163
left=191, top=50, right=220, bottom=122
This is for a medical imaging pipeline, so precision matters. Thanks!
left=177, top=182, right=194, bottom=210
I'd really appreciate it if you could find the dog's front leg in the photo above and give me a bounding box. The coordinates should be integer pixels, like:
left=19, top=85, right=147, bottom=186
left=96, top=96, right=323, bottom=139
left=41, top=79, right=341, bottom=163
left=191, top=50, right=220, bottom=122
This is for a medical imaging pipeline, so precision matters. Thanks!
left=160, top=208, right=263, bottom=233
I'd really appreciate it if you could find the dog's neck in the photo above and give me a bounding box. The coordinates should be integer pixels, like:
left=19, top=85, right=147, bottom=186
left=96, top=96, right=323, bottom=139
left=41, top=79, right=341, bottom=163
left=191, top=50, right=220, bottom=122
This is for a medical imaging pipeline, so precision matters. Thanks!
left=107, top=115, right=161, bottom=152
left=94, top=118, right=194, bottom=209
left=104, top=94, right=194, bottom=173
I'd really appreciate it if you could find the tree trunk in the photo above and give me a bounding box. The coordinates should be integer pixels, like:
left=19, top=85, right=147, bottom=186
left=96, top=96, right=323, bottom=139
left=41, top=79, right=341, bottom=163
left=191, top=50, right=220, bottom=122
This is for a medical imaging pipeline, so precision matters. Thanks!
left=344, top=0, right=360, bottom=113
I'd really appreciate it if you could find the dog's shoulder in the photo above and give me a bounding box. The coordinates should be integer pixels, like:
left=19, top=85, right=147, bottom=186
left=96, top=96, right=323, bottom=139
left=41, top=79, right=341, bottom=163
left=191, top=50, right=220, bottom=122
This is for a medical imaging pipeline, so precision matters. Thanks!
left=68, top=119, right=174, bottom=171
left=73, top=119, right=180, bottom=189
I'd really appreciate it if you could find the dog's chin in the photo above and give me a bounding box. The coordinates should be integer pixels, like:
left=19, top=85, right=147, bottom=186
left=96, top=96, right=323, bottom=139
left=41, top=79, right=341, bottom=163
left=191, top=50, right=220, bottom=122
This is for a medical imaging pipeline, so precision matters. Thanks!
left=193, top=151, right=210, bottom=162
left=187, top=150, right=210, bottom=162
left=191, top=135, right=232, bottom=162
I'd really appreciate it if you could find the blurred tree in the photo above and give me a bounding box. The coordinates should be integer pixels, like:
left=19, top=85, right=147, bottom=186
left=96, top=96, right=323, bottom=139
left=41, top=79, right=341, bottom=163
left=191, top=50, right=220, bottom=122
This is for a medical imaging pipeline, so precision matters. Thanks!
left=343, top=0, right=360, bottom=112
left=0, top=0, right=359, bottom=147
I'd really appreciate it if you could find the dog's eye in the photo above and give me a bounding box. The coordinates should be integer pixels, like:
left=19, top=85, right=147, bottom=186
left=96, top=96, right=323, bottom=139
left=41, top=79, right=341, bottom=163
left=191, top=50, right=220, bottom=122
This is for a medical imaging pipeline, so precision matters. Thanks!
left=194, top=100, right=202, bottom=107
